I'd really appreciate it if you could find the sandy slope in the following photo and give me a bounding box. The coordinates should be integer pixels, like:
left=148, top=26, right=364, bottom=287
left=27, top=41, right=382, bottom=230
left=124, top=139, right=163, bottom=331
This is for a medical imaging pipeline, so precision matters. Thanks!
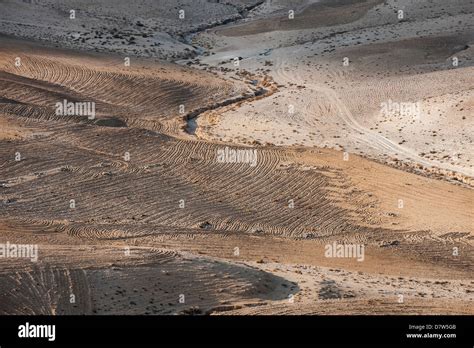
left=194, top=0, right=474, bottom=183
left=0, top=0, right=472, bottom=315
left=0, top=0, right=262, bottom=60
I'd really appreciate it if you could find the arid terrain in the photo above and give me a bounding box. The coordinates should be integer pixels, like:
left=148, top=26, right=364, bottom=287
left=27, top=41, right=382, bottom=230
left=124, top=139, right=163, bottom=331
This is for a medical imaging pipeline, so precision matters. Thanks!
left=0, top=0, right=473, bottom=315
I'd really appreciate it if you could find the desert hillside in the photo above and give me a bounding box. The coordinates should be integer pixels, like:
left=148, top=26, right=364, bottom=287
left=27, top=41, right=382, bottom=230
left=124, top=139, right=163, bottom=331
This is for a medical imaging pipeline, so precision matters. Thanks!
left=0, top=0, right=472, bottom=315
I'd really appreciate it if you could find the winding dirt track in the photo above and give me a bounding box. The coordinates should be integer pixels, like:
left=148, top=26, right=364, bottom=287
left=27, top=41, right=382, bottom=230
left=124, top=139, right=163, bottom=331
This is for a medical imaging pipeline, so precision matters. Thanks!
left=196, top=0, right=474, bottom=185
left=275, top=56, right=472, bottom=177
left=0, top=25, right=473, bottom=314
